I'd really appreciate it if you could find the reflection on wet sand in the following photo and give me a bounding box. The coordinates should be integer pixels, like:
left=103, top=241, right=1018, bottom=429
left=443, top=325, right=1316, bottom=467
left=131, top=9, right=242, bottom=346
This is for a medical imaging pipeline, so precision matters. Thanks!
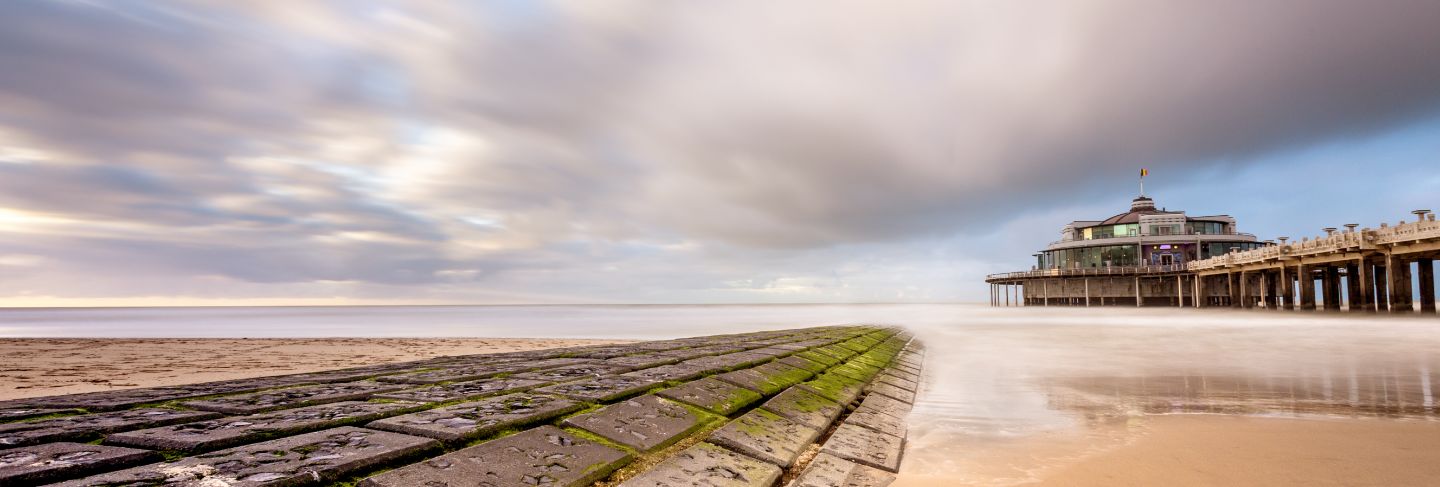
left=1045, top=365, right=1437, bottom=418
left=895, top=306, right=1440, bottom=486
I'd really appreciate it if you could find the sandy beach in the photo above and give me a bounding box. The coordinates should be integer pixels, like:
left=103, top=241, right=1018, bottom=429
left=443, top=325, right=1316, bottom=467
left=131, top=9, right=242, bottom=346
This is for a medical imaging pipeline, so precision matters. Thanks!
left=895, top=414, right=1440, bottom=486
left=0, top=337, right=632, bottom=401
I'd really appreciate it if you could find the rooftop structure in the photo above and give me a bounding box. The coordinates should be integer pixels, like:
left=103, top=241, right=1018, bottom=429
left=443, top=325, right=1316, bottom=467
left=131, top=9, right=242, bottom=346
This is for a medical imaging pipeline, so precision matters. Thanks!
left=1038, top=195, right=1263, bottom=270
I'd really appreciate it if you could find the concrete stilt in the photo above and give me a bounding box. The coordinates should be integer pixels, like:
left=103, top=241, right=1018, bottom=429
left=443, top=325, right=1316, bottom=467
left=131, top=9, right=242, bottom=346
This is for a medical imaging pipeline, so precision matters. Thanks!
left=1176, top=275, right=1184, bottom=308
left=1084, top=279, right=1091, bottom=307
left=1299, top=264, right=1317, bottom=310
left=1419, top=258, right=1436, bottom=314
left=1357, top=259, right=1374, bottom=313
left=1323, top=266, right=1341, bottom=311
left=1389, top=255, right=1413, bottom=313
left=1375, top=264, right=1390, bottom=312
left=1259, top=271, right=1269, bottom=309
left=1280, top=265, right=1292, bottom=310
left=1240, top=271, right=1252, bottom=309
left=1134, top=277, right=1142, bottom=307
left=1345, top=262, right=1361, bottom=312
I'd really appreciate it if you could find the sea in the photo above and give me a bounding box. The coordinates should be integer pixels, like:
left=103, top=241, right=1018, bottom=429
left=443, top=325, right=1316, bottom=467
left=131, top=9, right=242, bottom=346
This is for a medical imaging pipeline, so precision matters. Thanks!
left=5, top=303, right=1440, bottom=484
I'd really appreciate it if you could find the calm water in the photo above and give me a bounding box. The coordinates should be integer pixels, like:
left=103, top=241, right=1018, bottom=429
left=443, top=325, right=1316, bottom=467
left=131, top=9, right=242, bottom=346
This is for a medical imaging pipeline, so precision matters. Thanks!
left=6, top=304, right=1440, bottom=484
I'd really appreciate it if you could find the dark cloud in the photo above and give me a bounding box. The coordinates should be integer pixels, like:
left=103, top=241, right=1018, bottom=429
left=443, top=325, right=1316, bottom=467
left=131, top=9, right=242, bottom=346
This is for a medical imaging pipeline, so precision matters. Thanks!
left=0, top=1, right=1438, bottom=302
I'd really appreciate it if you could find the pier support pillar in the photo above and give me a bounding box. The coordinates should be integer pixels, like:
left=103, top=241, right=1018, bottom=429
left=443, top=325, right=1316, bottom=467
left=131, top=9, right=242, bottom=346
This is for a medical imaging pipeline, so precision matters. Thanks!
left=1176, top=275, right=1184, bottom=308
left=1042, top=279, right=1048, bottom=307
left=1388, top=255, right=1413, bottom=313
left=1279, top=265, right=1292, bottom=310
left=1345, top=262, right=1362, bottom=312
left=1196, top=275, right=1207, bottom=308
left=1356, top=259, right=1374, bottom=312
left=1084, top=279, right=1091, bottom=307
left=1299, top=264, right=1317, bottom=310
left=1240, top=271, right=1252, bottom=309
left=1374, top=263, right=1390, bottom=312
left=1323, top=266, right=1341, bottom=311
left=1259, top=272, right=1270, bottom=309
left=1135, top=277, right=1142, bottom=307
left=1419, top=258, right=1436, bottom=314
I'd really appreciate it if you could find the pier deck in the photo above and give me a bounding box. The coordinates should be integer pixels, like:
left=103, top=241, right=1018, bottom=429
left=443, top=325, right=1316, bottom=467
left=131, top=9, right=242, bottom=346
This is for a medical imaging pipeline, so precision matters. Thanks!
left=0, top=326, right=921, bottom=487
left=988, top=212, right=1440, bottom=312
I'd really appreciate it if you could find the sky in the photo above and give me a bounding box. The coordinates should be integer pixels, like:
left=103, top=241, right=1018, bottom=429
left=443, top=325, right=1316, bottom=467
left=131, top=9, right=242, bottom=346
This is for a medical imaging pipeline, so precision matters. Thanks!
left=1, top=0, right=1440, bottom=306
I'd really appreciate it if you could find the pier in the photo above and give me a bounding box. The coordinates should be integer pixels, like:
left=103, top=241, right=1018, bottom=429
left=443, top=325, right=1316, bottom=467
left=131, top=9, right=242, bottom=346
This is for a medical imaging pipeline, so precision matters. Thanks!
left=987, top=210, right=1440, bottom=312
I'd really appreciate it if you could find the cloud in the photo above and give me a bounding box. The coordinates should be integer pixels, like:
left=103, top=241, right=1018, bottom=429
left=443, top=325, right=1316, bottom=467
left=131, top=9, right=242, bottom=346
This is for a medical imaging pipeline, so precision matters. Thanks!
left=0, top=0, right=1438, bottom=302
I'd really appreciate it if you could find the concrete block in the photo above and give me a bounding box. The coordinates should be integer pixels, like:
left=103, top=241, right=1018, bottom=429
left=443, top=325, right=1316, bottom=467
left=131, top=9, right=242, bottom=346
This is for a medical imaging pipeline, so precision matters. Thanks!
left=786, top=452, right=895, bottom=487
left=820, top=423, right=904, bottom=473
left=563, top=395, right=707, bottom=451
left=358, top=425, right=630, bottom=487
left=367, top=393, right=581, bottom=443
left=60, top=427, right=438, bottom=486
left=656, top=377, right=763, bottom=416
left=706, top=409, right=820, bottom=467
left=0, top=409, right=221, bottom=449
left=0, top=442, right=158, bottom=486
left=372, top=377, right=548, bottom=403
left=715, top=362, right=813, bottom=396
left=182, top=381, right=407, bottom=414
left=619, top=441, right=781, bottom=487
left=536, top=376, right=664, bottom=403
left=106, top=401, right=425, bottom=453
left=759, top=387, right=843, bottom=431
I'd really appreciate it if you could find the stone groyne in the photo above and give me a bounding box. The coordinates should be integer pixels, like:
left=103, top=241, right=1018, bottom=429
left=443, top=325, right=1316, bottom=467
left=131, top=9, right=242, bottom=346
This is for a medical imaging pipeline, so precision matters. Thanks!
left=0, top=325, right=922, bottom=487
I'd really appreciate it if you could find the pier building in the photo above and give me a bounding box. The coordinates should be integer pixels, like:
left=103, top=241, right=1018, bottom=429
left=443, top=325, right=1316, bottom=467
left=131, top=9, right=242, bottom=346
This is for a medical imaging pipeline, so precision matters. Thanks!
left=986, top=196, right=1440, bottom=313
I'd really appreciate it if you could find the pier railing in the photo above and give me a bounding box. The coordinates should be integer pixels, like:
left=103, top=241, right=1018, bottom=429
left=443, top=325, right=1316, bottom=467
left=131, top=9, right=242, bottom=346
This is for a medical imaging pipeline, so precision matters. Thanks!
left=1187, top=216, right=1440, bottom=271
left=986, top=264, right=1188, bottom=281
left=991, top=215, right=1440, bottom=280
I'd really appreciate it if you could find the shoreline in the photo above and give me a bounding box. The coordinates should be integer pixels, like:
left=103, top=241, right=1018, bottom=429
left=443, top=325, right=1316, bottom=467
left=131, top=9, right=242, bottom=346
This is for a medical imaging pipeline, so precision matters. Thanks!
left=0, top=337, right=632, bottom=401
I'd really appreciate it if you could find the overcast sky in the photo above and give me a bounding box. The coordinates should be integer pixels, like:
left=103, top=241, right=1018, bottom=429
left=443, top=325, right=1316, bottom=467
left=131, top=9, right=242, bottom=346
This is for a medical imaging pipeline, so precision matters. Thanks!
left=2, top=0, right=1439, bottom=306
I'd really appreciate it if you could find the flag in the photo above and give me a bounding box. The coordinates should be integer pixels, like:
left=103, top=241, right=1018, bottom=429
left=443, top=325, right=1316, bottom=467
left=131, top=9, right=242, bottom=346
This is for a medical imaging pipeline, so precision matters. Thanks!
left=1140, top=168, right=1148, bottom=177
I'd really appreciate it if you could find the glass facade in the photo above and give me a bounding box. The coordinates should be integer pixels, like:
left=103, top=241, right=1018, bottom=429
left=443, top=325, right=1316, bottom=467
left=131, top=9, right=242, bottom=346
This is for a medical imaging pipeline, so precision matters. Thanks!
left=1038, top=241, right=1267, bottom=269
left=1040, top=244, right=1140, bottom=269
left=1187, top=221, right=1226, bottom=235
left=1077, top=224, right=1138, bottom=240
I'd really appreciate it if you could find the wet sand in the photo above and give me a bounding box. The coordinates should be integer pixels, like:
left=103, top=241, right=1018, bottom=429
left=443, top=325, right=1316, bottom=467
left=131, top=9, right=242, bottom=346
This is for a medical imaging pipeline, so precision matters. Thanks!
left=897, top=306, right=1440, bottom=486
left=1027, top=415, right=1440, bottom=487
left=0, top=337, right=631, bottom=400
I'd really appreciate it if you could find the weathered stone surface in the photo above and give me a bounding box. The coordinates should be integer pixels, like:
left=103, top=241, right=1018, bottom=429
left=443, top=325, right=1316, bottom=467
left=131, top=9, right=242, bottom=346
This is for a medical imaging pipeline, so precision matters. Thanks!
left=865, top=382, right=915, bottom=404
left=564, top=395, right=707, bottom=451
left=0, top=408, right=79, bottom=422
left=358, top=425, right=631, bottom=487
left=706, top=409, right=820, bottom=467
left=182, top=381, right=407, bottom=414
left=758, top=387, right=843, bottom=431
left=788, top=452, right=895, bottom=487
left=795, top=350, right=842, bottom=367
left=874, top=373, right=918, bottom=393
left=854, top=394, right=910, bottom=420
left=778, top=355, right=828, bottom=374
left=367, top=393, right=581, bottom=443
left=0, top=442, right=159, bottom=486
left=656, top=377, right=762, bottom=416
left=536, top=376, right=664, bottom=403
left=510, top=364, right=631, bottom=383
left=0, top=409, right=222, bottom=449
left=842, top=407, right=905, bottom=436
left=682, top=351, right=775, bottom=374
left=373, top=377, right=548, bottom=403
left=797, top=374, right=866, bottom=406
left=61, top=427, right=438, bottom=487
left=618, top=441, right=781, bottom=487
left=379, top=358, right=594, bottom=384
left=105, top=401, right=425, bottom=453
left=620, top=363, right=711, bottom=383
left=819, top=423, right=904, bottom=473
left=715, top=362, right=812, bottom=396
left=836, top=340, right=875, bottom=354
left=830, top=362, right=882, bottom=384
left=812, top=346, right=857, bottom=362
left=604, top=353, right=682, bottom=370
left=16, top=378, right=302, bottom=412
